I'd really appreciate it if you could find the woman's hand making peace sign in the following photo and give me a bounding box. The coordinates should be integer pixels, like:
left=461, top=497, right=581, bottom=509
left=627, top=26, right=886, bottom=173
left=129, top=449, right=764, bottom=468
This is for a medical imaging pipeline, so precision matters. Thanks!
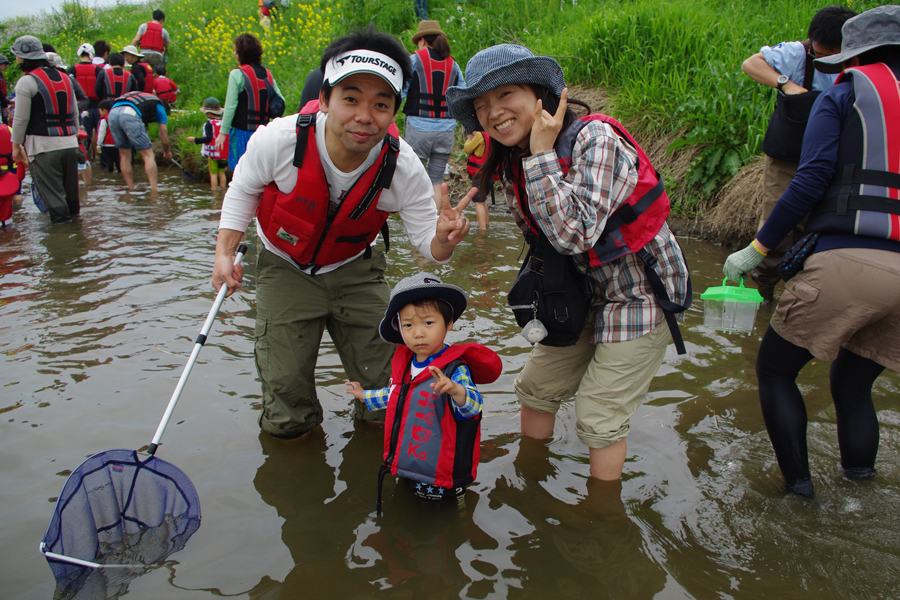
left=529, top=87, right=568, bottom=154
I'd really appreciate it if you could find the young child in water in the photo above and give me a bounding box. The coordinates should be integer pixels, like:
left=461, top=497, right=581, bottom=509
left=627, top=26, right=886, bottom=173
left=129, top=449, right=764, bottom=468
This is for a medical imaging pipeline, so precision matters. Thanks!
left=187, top=98, right=228, bottom=191
left=346, top=272, right=502, bottom=508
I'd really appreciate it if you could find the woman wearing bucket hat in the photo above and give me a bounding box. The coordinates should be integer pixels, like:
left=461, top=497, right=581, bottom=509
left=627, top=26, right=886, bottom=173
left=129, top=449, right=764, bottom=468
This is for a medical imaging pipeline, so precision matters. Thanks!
left=402, top=20, right=465, bottom=211
left=446, top=45, right=690, bottom=482
left=214, top=33, right=284, bottom=171
left=723, top=5, right=900, bottom=498
left=9, top=35, right=81, bottom=223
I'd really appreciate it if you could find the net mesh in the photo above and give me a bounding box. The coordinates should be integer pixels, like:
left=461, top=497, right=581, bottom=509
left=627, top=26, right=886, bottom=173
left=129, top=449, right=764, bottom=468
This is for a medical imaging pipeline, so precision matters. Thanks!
left=42, top=449, right=201, bottom=596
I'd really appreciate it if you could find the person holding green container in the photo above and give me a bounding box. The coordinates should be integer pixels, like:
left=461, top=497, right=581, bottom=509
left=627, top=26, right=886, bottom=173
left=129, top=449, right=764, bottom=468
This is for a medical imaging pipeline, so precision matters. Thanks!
left=723, top=6, right=900, bottom=498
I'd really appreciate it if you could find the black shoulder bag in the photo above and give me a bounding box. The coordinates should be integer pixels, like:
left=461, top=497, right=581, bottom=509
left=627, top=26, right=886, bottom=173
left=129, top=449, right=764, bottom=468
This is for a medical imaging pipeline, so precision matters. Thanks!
left=507, top=232, right=590, bottom=347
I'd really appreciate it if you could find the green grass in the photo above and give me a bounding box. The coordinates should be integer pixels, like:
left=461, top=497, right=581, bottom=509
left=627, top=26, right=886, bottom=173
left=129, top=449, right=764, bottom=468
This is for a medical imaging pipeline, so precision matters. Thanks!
left=0, top=0, right=886, bottom=210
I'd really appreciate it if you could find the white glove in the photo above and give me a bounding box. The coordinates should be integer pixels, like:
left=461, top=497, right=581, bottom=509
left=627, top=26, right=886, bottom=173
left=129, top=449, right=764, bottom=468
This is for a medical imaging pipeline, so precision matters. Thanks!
left=723, top=241, right=766, bottom=283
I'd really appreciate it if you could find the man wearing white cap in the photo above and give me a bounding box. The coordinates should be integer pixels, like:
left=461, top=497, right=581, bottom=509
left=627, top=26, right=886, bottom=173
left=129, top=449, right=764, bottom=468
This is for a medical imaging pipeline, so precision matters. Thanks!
left=724, top=5, right=900, bottom=498
left=211, top=27, right=475, bottom=441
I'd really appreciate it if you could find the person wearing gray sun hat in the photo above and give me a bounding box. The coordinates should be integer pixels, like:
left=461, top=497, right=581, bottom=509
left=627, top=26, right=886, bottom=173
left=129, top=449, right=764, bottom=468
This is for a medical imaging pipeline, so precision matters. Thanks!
left=722, top=4, right=900, bottom=498
left=447, top=43, right=690, bottom=484
left=10, top=34, right=82, bottom=223
left=10, top=35, right=48, bottom=61
left=445, top=44, right=565, bottom=135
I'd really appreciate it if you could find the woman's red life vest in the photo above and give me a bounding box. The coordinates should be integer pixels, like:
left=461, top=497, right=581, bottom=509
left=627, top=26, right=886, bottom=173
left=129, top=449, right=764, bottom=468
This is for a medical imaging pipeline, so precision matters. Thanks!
left=382, top=343, right=502, bottom=490
left=509, top=113, right=691, bottom=354
left=201, top=119, right=227, bottom=159
left=25, top=67, right=76, bottom=137
left=233, top=64, right=274, bottom=131
left=807, top=63, right=900, bottom=241
left=73, top=63, right=100, bottom=101
left=403, top=48, right=458, bottom=119
left=117, top=91, right=162, bottom=123
left=154, top=76, right=178, bottom=103
left=103, top=67, right=131, bottom=99
left=140, top=21, right=165, bottom=53
left=255, top=101, right=401, bottom=273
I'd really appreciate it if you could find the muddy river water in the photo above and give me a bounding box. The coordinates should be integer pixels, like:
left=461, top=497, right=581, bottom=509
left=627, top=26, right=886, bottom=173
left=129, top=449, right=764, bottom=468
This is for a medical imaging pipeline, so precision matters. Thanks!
left=2, top=169, right=899, bottom=599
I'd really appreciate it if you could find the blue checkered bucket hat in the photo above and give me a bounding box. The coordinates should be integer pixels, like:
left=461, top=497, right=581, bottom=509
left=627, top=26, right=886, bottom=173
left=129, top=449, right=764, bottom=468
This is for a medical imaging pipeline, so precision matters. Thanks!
left=446, top=44, right=566, bottom=134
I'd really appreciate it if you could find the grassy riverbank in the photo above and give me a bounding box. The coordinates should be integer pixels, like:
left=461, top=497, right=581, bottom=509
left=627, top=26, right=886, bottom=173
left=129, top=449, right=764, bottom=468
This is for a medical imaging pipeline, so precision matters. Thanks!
left=0, top=0, right=884, bottom=219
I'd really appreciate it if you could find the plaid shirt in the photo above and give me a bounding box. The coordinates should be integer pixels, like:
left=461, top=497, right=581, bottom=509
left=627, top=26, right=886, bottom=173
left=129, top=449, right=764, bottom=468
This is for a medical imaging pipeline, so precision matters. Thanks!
left=505, top=120, right=690, bottom=344
left=363, top=363, right=483, bottom=419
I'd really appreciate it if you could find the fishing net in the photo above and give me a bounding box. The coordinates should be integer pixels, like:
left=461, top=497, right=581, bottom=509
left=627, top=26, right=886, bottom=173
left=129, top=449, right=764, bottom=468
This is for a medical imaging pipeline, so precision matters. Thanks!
left=41, top=449, right=201, bottom=598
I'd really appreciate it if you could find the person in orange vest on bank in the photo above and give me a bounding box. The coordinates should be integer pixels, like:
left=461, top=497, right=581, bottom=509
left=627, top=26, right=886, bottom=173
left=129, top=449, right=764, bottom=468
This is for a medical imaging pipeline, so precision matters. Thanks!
left=153, top=64, right=179, bottom=114
left=131, top=10, right=169, bottom=69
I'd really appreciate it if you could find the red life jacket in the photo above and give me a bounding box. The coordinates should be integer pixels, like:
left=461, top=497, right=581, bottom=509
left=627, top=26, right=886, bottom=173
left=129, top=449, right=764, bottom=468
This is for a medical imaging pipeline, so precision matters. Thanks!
left=255, top=101, right=401, bottom=273
left=233, top=64, right=274, bottom=131
left=807, top=63, right=900, bottom=241
left=140, top=21, right=165, bottom=53
left=99, top=116, right=115, bottom=146
left=466, top=132, right=499, bottom=182
left=0, top=123, right=13, bottom=168
left=103, top=67, right=131, bottom=99
left=131, top=63, right=155, bottom=93
left=154, top=75, right=178, bottom=103
left=381, top=343, right=502, bottom=493
left=201, top=119, right=227, bottom=160
left=117, top=91, right=163, bottom=123
left=403, top=48, right=458, bottom=119
left=510, top=114, right=691, bottom=354
left=25, top=67, right=76, bottom=137
left=73, top=63, right=100, bottom=101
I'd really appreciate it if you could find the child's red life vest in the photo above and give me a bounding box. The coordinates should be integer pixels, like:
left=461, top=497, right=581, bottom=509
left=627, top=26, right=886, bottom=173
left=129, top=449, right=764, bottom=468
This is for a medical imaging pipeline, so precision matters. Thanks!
left=140, top=21, right=165, bottom=53
left=73, top=63, right=100, bottom=101
left=100, top=116, right=115, bottom=146
left=25, top=67, right=76, bottom=137
left=255, top=100, right=401, bottom=274
left=201, top=119, right=227, bottom=160
left=0, top=123, right=13, bottom=168
left=234, top=64, right=274, bottom=131
left=154, top=76, right=178, bottom=103
left=381, top=343, right=502, bottom=490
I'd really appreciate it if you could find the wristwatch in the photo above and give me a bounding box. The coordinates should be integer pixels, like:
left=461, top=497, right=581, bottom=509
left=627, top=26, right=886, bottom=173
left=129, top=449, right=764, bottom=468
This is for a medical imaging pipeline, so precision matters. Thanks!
left=776, top=74, right=789, bottom=91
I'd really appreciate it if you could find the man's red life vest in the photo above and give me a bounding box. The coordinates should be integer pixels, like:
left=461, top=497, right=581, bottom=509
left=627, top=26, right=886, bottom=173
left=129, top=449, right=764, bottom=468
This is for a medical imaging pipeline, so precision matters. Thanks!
left=403, top=48, right=458, bottom=119
left=25, top=67, right=76, bottom=137
left=201, top=119, right=227, bottom=160
left=381, top=343, right=502, bottom=490
left=233, top=64, right=274, bottom=131
left=255, top=101, right=401, bottom=273
left=73, top=63, right=100, bottom=101
left=116, top=91, right=162, bottom=123
left=807, top=63, right=900, bottom=241
left=140, top=21, right=165, bottom=53
left=154, top=75, right=178, bottom=103
left=103, top=67, right=131, bottom=99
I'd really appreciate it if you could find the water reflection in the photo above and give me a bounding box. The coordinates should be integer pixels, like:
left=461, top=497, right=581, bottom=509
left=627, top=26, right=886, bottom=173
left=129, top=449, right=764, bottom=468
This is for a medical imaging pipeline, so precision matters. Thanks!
left=2, top=173, right=900, bottom=599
